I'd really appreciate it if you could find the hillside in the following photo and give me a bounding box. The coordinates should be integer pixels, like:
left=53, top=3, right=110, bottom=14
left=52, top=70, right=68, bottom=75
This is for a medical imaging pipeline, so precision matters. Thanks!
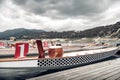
left=0, top=28, right=45, bottom=39
left=0, top=28, right=26, bottom=39
left=0, top=21, right=120, bottom=39
left=79, top=21, right=120, bottom=38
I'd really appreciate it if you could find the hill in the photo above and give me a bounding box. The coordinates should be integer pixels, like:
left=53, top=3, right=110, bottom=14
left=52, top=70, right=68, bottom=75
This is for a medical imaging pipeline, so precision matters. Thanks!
left=79, top=21, right=120, bottom=38
left=0, top=28, right=45, bottom=39
left=0, top=21, right=120, bottom=39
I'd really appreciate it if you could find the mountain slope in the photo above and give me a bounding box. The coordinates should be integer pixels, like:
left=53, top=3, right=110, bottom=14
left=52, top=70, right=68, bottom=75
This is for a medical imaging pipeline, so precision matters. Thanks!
left=80, top=21, right=120, bottom=38
left=0, top=28, right=27, bottom=39
left=0, top=21, right=120, bottom=39
left=0, top=28, right=45, bottom=39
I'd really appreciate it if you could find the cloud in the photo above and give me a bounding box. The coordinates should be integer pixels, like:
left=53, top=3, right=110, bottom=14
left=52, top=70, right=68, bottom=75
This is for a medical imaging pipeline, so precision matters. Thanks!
left=12, top=0, right=111, bottom=18
left=0, top=0, right=120, bottom=32
left=0, top=0, right=3, bottom=3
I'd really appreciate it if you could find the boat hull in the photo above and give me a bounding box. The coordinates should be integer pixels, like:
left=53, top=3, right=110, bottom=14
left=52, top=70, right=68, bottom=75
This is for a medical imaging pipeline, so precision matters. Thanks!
left=0, top=48, right=118, bottom=70
left=37, top=49, right=118, bottom=70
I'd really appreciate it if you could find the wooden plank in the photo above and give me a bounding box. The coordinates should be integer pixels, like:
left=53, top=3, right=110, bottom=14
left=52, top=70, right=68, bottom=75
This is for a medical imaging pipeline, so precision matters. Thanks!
left=57, top=59, right=120, bottom=80
left=105, top=72, right=120, bottom=80
left=86, top=67, right=120, bottom=80
left=28, top=60, right=116, bottom=80
left=93, top=68, right=120, bottom=80
left=69, top=65, right=120, bottom=80
left=32, top=61, right=118, bottom=80
left=115, top=76, right=120, bottom=80
left=27, top=58, right=120, bottom=80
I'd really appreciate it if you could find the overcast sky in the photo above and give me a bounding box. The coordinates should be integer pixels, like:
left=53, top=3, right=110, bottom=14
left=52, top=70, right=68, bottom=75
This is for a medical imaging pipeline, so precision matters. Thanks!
left=0, top=0, right=120, bottom=32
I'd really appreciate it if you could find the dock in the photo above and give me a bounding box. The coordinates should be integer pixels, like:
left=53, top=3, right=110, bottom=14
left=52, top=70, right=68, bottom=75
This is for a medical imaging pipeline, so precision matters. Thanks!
left=28, top=56, right=120, bottom=80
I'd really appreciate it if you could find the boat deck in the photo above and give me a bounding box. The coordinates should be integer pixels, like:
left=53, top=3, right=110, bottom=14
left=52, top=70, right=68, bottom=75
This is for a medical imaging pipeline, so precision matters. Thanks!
left=0, top=47, right=118, bottom=62
left=27, top=56, right=120, bottom=80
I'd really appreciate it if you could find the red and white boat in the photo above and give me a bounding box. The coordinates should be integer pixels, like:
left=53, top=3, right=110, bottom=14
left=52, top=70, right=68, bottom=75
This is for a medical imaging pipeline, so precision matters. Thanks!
left=0, top=40, right=119, bottom=70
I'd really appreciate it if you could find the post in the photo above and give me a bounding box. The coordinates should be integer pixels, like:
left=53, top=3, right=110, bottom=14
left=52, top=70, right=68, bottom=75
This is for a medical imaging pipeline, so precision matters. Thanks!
left=36, top=40, right=45, bottom=58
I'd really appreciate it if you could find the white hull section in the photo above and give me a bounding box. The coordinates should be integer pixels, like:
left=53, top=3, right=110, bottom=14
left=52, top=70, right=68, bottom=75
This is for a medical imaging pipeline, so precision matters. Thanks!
left=0, top=60, right=38, bottom=68
left=0, top=47, right=119, bottom=70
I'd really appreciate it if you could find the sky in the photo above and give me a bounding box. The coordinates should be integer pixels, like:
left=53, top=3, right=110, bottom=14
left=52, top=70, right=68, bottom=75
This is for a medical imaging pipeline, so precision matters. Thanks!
left=0, top=0, right=120, bottom=32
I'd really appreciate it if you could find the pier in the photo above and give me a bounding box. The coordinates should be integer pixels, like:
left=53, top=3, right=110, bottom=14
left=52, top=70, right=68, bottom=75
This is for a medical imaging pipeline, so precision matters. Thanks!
left=28, top=56, right=120, bottom=80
